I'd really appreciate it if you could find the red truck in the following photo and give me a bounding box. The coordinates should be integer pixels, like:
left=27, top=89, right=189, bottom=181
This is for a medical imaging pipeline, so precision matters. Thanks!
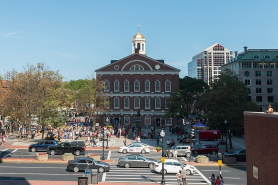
left=198, top=130, right=221, bottom=141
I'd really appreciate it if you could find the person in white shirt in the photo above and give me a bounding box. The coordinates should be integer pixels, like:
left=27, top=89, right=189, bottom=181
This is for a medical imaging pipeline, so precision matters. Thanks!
left=173, top=148, right=178, bottom=160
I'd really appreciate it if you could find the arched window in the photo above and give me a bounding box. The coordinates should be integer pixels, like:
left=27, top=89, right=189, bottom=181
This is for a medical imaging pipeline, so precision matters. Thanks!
left=145, top=80, right=150, bottom=92
left=130, top=64, right=144, bottom=71
left=155, top=97, right=161, bottom=109
left=104, top=97, right=110, bottom=108
left=124, top=97, right=129, bottom=109
left=145, top=97, right=150, bottom=109
left=134, top=80, right=140, bottom=92
left=114, top=97, right=119, bottom=109
left=142, top=44, right=144, bottom=51
left=165, top=98, right=169, bottom=109
left=165, top=80, right=171, bottom=92
left=134, top=97, right=140, bottom=109
left=276, top=55, right=278, bottom=59
left=124, top=116, right=130, bottom=125
left=264, top=55, right=271, bottom=59
left=155, top=80, right=160, bottom=92
left=124, top=80, right=129, bottom=92
left=247, top=88, right=251, bottom=94
left=114, top=80, right=119, bottom=92
left=104, top=80, right=110, bottom=92
left=253, top=55, right=260, bottom=59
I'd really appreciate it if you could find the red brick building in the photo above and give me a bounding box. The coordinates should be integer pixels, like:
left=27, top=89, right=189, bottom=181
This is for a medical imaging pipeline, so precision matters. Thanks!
left=244, top=111, right=278, bottom=185
left=95, top=31, right=180, bottom=128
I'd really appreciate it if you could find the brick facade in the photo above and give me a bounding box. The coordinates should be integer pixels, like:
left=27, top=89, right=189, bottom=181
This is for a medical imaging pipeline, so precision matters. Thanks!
left=244, top=112, right=278, bottom=185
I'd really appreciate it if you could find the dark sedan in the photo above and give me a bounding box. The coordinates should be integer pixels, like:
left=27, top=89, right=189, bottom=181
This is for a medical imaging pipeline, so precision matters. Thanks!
left=67, top=158, right=110, bottom=173
left=224, top=148, right=246, bottom=162
left=29, top=140, right=57, bottom=152
left=118, top=155, right=157, bottom=168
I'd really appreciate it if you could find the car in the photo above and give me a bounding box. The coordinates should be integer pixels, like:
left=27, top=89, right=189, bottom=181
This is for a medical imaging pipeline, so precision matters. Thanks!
left=223, top=148, right=246, bottom=162
left=47, top=142, right=85, bottom=156
left=192, top=144, right=218, bottom=155
left=118, top=143, right=150, bottom=154
left=29, top=140, right=58, bottom=152
left=118, top=155, right=157, bottom=168
left=153, top=159, right=195, bottom=175
left=67, top=157, right=110, bottom=173
left=168, top=145, right=191, bottom=158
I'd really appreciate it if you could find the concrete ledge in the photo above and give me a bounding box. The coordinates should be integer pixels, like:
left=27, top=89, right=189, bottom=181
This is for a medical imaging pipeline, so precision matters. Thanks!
left=0, top=158, right=114, bottom=164
left=182, top=161, right=246, bottom=167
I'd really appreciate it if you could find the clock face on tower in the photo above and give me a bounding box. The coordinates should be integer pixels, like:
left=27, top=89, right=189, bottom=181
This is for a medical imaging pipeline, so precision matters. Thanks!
left=155, top=64, right=160, bottom=70
left=114, top=65, right=119, bottom=70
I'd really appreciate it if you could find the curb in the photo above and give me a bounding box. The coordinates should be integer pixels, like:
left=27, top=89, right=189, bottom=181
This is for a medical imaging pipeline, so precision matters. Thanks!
left=0, top=158, right=114, bottom=164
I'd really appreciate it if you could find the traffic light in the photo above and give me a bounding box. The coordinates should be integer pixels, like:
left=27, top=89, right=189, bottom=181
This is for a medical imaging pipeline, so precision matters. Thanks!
left=191, top=129, right=195, bottom=138
left=137, top=109, right=140, bottom=117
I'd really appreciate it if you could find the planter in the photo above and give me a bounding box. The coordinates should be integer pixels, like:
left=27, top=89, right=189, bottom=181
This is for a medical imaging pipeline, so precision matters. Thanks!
left=157, top=150, right=161, bottom=153
left=223, top=157, right=236, bottom=164
left=62, top=154, right=74, bottom=161
left=36, top=154, right=48, bottom=161
left=196, top=157, right=209, bottom=163
left=89, top=154, right=100, bottom=161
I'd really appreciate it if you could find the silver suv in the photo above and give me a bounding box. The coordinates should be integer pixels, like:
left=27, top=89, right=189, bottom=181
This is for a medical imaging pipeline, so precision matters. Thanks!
left=169, top=145, right=191, bottom=158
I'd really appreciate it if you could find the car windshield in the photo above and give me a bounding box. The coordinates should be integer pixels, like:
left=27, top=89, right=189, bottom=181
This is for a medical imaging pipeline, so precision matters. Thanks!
left=234, top=149, right=242, bottom=153
left=170, top=146, right=176, bottom=150
left=38, top=141, right=44, bottom=144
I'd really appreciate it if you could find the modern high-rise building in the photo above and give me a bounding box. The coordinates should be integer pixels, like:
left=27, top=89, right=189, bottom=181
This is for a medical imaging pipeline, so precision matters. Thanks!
left=188, top=43, right=233, bottom=85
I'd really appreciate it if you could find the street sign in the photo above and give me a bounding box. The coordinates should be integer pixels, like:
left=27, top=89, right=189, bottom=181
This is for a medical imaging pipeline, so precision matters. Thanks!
left=218, top=160, right=222, bottom=166
left=161, top=157, right=165, bottom=163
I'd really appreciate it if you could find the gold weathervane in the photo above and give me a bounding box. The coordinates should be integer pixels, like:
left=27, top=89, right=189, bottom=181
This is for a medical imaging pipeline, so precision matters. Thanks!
left=137, top=25, right=140, bottom=33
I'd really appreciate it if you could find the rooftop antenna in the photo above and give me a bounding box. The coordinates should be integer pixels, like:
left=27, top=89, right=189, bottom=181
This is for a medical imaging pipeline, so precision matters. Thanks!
left=137, top=25, right=140, bottom=33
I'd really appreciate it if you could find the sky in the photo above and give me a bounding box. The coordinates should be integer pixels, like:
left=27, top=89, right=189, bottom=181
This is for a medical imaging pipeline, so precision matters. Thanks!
left=1, top=0, right=278, bottom=81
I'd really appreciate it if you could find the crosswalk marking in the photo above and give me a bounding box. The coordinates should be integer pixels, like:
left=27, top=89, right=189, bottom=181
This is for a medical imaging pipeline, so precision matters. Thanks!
left=3, top=149, right=18, bottom=158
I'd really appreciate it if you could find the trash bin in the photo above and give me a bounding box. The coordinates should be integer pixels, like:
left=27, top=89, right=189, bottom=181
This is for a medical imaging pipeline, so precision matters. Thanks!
left=91, top=169, right=98, bottom=184
left=84, top=169, right=92, bottom=184
left=78, top=176, right=88, bottom=185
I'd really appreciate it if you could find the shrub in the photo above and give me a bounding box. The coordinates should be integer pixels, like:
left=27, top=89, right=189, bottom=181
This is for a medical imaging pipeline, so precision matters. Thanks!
left=38, top=153, right=47, bottom=155
left=90, top=153, right=99, bottom=156
left=64, top=153, right=73, bottom=156
left=155, top=147, right=162, bottom=150
left=196, top=155, right=207, bottom=158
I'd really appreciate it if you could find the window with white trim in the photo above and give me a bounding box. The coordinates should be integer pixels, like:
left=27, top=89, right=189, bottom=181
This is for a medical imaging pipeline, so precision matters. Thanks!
left=104, top=80, right=110, bottom=92
left=165, top=98, right=169, bottom=109
left=155, top=97, right=161, bottom=109
left=134, top=80, right=140, bottom=92
left=145, top=80, right=150, bottom=92
left=165, top=80, right=171, bottom=92
left=155, top=80, right=160, bottom=92
left=114, top=97, right=119, bottom=109
left=114, top=80, right=119, bottom=92
left=130, top=64, right=144, bottom=71
left=124, top=80, right=129, bottom=92
left=145, top=97, right=150, bottom=109
left=124, top=97, right=129, bottom=109
left=134, top=97, right=140, bottom=109
left=124, top=116, right=130, bottom=125
left=104, top=97, right=110, bottom=108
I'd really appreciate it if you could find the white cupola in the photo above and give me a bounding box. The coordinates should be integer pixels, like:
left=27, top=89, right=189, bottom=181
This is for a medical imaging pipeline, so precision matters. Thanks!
left=132, top=29, right=146, bottom=55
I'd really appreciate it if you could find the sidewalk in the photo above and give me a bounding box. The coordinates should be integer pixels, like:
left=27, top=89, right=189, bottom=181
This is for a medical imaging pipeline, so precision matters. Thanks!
left=0, top=181, right=155, bottom=185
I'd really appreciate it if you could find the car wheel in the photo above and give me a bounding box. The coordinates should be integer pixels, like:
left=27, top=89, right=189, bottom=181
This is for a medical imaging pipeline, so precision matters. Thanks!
left=148, top=163, right=154, bottom=169
left=31, top=147, right=36, bottom=152
left=212, top=151, right=216, bottom=155
left=50, top=150, right=56, bottom=155
left=98, top=167, right=104, bottom=173
left=161, top=169, right=167, bottom=174
left=194, top=151, right=198, bottom=155
left=75, top=150, right=80, bottom=156
left=123, top=149, right=127, bottom=154
left=186, top=153, right=191, bottom=158
left=186, top=169, right=191, bottom=175
left=124, top=163, right=131, bottom=168
left=141, top=149, right=146, bottom=154
left=73, top=166, right=79, bottom=173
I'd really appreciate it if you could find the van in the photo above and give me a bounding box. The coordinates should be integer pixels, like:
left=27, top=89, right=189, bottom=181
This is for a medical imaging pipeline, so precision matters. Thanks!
left=198, top=130, right=221, bottom=141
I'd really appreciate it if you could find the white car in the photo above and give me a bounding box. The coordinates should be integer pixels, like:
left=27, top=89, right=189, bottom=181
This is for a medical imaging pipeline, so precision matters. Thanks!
left=154, top=159, right=195, bottom=175
left=118, top=143, right=150, bottom=154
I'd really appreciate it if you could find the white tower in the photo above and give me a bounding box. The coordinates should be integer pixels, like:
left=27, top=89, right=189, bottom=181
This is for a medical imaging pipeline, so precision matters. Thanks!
left=132, top=26, right=146, bottom=55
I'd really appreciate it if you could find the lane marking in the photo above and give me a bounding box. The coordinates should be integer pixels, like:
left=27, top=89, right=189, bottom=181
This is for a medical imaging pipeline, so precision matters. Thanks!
left=182, top=157, right=187, bottom=161
left=0, top=148, right=9, bottom=153
left=102, top=172, right=107, bottom=182
left=3, top=149, right=18, bottom=158
left=193, top=166, right=211, bottom=184
left=107, top=151, right=111, bottom=160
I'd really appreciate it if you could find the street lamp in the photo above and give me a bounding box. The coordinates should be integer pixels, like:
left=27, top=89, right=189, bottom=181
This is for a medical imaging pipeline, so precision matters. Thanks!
left=101, top=128, right=105, bottom=160
left=224, top=119, right=228, bottom=152
left=160, top=129, right=166, bottom=185
left=106, top=117, right=109, bottom=149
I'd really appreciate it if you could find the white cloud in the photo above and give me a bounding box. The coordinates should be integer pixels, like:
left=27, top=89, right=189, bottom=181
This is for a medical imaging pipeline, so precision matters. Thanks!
left=5, top=30, right=22, bottom=37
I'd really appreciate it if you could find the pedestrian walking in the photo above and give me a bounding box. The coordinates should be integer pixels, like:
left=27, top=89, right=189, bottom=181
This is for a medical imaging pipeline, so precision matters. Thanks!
left=166, top=149, right=171, bottom=159
left=220, top=175, right=224, bottom=185
left=181, top=166, right=187, bottom=185
left=210, top=174, right=216, bottom=185
left=176, top=170, right=182, bottom=185
left=92, top=138, right=97, bottom=147
left=156, top=136, right=160, bottom=146
left=173, top=148, right=178, bottom=160
left=215, top=176, right=221, bottom=185
left=167, top=139, right=171, bottom=149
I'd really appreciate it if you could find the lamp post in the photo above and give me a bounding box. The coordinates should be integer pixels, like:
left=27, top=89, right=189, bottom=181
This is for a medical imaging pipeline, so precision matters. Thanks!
left=106, top=117, right=109, bottom=149
left=101, top=128, right=105, bottom=160
left=160, top=129, right=165, bottom=185
left=224, top=119, right=228, bottom=152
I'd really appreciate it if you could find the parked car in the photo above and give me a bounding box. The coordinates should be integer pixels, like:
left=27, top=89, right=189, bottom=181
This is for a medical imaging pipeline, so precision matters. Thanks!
left=118, top=143, right=150, bottom=154
left=29, top=140, right=58, bottom=152
left=67, top=157, right=110, bottom=173
left=198, top=130, right=221, bottom=141
left=169, top=145, right=191, bottom=158
left=223, top=148, right=246, bottom=162
left=192, top=144, right=218, bottom=155
left=47, top=142, right=85, bottom=156
left=118, top=155, right=157, bottom=168
left=154, top=159, right=195, bottom=175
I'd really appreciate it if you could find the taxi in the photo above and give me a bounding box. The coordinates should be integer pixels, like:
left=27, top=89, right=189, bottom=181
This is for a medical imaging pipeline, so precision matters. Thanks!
left=118, top=143, right=150, bottom=154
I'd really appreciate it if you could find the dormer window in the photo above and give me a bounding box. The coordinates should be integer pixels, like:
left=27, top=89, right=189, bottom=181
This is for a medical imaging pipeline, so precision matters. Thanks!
left=253, top=55, right=260, bottom=59
left=264, top=55, right=271, bottom=59
left=130, top=64, right=144, bottom=71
